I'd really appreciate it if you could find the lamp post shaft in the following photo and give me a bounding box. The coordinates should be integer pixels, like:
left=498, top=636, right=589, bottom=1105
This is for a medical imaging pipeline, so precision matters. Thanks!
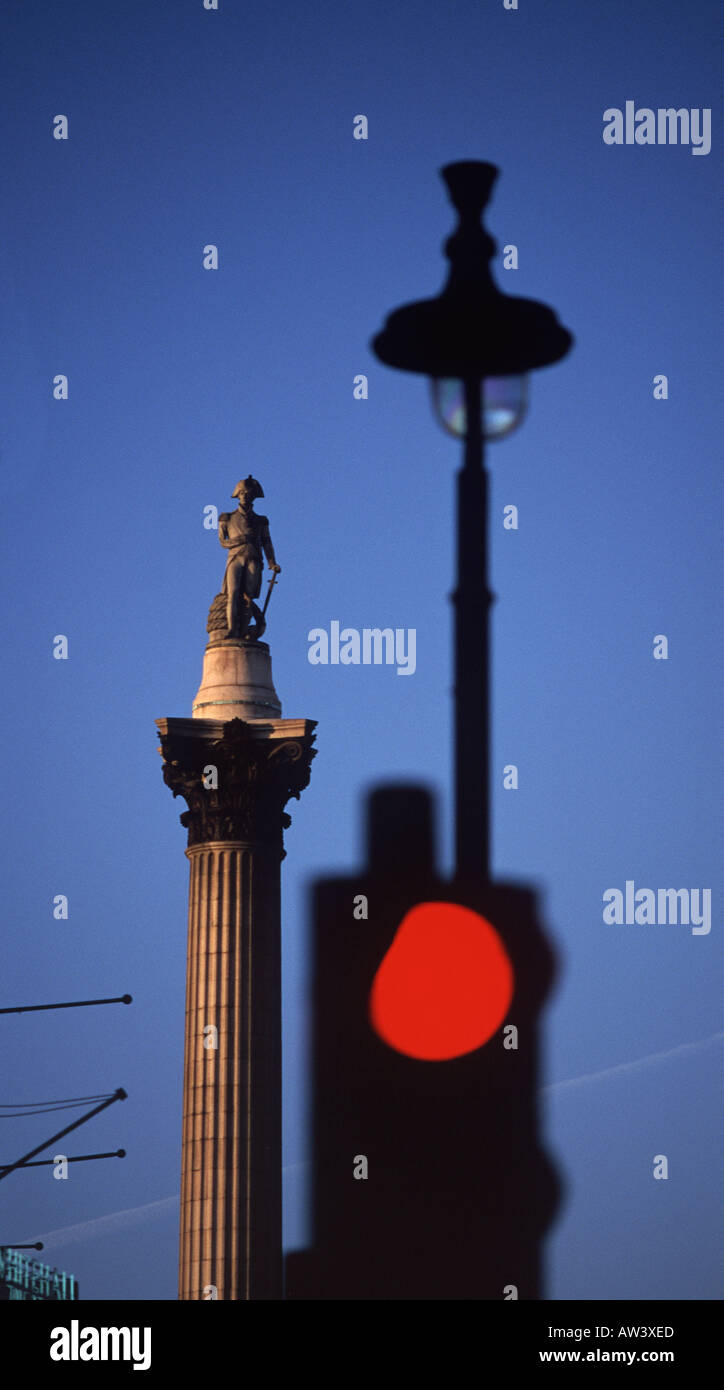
left=454, top=376, right=492, bottom=881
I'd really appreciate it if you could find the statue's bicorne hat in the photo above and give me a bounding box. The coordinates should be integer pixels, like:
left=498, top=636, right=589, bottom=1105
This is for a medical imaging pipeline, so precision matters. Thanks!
left=232, top=475, right=264, bottom=500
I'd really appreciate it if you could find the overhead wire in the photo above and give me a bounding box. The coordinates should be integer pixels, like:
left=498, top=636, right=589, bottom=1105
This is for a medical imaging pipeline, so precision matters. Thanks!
left=0, top=1093, right=116, bottom=1118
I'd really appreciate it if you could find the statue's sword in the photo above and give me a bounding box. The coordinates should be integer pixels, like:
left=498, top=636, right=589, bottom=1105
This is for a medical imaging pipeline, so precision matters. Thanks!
left=261, top=569, right=279, bottom=618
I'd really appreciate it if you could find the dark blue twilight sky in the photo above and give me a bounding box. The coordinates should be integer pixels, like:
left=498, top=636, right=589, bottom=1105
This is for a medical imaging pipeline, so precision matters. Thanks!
left=1, top=0, right=721, bottom=1301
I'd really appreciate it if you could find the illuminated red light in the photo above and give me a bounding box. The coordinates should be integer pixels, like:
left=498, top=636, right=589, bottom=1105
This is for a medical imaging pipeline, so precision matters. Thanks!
left=368, top=901, right=514, bottom=1061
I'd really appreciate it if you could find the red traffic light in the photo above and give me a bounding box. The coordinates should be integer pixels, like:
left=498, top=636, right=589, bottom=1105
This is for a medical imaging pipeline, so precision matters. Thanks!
left=369, top=901, right=514, bottom=1061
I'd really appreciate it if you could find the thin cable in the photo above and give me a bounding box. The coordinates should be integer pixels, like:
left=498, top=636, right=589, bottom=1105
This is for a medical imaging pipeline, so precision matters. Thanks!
left=0, top=1093, right=113, bottom=1110
left=0, top=1089, right=127, bottom=1183
left=0, top=1100, right=117, bottom=1118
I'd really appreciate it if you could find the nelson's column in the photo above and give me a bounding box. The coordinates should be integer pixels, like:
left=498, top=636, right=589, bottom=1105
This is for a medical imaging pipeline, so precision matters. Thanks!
left=157, top=476, right=316, bottom=1300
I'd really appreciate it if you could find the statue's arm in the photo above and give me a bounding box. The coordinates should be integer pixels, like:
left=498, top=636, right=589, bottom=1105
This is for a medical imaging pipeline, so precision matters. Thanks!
left=261, top=518, right=281, bottom=571
left=218, top=513, right=234, bottom=548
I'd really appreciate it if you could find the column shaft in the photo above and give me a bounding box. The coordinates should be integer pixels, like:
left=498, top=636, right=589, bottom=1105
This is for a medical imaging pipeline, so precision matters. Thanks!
left=179, top=841, right=281, bottom=1300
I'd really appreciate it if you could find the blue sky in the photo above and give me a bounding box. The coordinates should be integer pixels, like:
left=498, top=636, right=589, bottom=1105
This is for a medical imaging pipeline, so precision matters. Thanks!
left=1, top=0, right=721, bottom=1300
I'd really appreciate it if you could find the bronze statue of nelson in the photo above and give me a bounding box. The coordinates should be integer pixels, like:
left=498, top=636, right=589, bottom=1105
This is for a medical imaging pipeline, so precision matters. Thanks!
left=216, top=476, right=281, bottom=641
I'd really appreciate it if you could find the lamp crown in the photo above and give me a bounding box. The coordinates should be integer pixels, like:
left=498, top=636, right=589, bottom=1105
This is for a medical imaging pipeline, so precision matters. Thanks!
left=441, top=161, right=498, bottom=216
left=371, top=159, right=573, bottom=379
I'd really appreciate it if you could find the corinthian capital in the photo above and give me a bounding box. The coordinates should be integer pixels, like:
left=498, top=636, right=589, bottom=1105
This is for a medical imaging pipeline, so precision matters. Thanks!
left=156, top=716, right=316, bottom=849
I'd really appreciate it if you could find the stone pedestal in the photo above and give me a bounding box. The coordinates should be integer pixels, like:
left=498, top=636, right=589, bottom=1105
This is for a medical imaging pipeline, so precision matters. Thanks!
left=192, top=638, right=281, bottom=722
left=157, top=715, right=316, bottom=1300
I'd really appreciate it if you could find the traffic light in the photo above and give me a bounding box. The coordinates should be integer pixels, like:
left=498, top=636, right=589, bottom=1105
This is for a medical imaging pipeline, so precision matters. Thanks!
left=286, top=785, right=561, bottom=1300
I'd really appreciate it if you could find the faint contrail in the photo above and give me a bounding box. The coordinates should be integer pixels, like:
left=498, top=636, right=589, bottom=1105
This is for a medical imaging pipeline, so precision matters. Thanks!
left=19, top=1163, right=310, bottom=1252
left=18, top=1195, right=179, bottom=1252
left=22, top=1040, right=721, bottom=1248
left=541, top=1031, right=724, bottom=1097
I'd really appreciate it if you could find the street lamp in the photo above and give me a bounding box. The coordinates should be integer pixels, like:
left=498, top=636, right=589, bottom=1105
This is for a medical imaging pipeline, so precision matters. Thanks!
left=372, top=160, right=572, bottom=881
left=286, top=162, right=569, bottom=1298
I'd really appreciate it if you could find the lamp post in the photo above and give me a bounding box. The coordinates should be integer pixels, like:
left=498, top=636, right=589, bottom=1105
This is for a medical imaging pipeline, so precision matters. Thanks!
left=286, top=162, right=571, bottom=1301
left=372, top=160, right=572, bottom=882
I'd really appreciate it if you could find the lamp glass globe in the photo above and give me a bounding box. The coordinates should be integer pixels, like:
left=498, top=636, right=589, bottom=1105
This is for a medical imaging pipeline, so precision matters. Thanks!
left=431, top=376, right=528, bottom=441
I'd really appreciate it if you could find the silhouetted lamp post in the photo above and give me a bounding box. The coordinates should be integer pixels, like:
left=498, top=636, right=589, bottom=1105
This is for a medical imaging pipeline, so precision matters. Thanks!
left=372, top=160, right=572, bottom=881
left=287, top=161, right=572, bottom=1302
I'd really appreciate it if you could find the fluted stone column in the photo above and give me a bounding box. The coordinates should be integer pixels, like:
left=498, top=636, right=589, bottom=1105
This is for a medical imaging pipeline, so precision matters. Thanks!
left=157, top=715, right=316, bottom=1300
